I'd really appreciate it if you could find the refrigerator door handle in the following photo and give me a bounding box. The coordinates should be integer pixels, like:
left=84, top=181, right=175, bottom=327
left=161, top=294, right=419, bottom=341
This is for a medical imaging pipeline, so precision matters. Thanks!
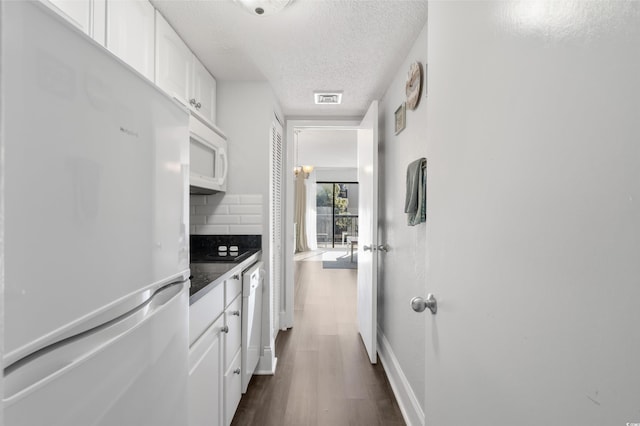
left=4, top=281, right=187, bottom=401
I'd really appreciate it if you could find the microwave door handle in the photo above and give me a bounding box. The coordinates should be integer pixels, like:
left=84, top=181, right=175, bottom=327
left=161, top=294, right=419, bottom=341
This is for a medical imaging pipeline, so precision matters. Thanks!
left=220, top=150, right=228, bottom=185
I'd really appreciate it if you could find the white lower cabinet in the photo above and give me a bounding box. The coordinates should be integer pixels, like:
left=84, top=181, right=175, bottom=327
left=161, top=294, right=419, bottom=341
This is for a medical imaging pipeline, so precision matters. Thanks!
left=189, top=315, right=224, bottom=426
left=223, top=350, right=242, bottom=426
left=189, top=266, right=247, bottom=426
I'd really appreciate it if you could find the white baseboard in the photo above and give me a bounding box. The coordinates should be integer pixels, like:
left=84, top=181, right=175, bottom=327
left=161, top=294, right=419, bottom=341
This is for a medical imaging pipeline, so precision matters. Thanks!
left=255, top=346, right=277, bottom=375
left=377, top=325, right=425, bottom=426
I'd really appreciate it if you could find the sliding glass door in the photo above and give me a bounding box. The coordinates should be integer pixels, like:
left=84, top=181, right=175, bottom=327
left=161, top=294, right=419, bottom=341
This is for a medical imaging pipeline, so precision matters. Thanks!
left=316, top=182, right=358, bottom=248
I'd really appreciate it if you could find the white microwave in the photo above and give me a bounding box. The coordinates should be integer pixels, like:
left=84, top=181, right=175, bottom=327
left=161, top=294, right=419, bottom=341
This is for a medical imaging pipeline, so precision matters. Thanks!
left=189, top=115, right=228, bottom=194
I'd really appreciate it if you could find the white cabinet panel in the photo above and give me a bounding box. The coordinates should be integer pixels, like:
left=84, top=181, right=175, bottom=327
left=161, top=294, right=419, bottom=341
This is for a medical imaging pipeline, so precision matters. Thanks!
left=155, top=10, right=191, bottom=105
left=46, top=0, right=91, bottom=34
left=223, top=350, right=242, bottom=426
left=192, top=59, right=217, bottom=124
left=189, top=315, right=224, bottom=426
left=224, top=271, right=242, bottom=307
left=92, top=0, right=106, bottom=45
left=106, top=0, right=155, bottom=81
left=189, top=282, right=224, bottom=347
left=224, top=296, right=242, bottom=368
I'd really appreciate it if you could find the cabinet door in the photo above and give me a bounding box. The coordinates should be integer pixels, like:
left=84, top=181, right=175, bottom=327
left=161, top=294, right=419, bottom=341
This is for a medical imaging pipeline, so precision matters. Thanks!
left=46, top=0, right=91, bottom=34
left=192, top=59, right=217, bottom=125
left=224, top=296, right=242, bottom=369
left=92, top=0, right=106, bottom=45
left=189, top=316, right=224, bottom=426
left=106, top=0, right=155, bottom=81
left=155, top=10, right=192, bottom=104
left=223, top=350, right=242, bottom=426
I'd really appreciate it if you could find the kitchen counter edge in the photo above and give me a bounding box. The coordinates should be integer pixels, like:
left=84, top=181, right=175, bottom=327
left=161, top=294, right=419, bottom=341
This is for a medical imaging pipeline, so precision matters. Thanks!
left=188, top=251, right=262, bottom=305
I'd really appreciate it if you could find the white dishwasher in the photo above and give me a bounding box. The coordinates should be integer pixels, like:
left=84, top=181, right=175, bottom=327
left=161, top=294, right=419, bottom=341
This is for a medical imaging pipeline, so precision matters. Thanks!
left=241, top=261, right=263, bottom=393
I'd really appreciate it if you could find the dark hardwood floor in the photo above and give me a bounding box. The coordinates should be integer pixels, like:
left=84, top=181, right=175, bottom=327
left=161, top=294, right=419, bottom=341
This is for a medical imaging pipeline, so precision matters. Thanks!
left=231, top=251, right=405, bottom=426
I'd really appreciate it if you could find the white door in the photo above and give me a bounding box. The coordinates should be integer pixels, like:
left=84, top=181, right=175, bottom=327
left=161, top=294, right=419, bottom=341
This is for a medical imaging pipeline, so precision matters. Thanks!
left=106, top=0, right=155, bottom=81
left=357, top=101, right=379, bottom=364
left=423, top=2, right=640, bottom=425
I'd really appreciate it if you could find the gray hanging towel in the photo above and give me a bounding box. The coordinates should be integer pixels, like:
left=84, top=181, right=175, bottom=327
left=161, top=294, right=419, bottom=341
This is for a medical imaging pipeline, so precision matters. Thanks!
left=405, top=158, right=426, bottom=226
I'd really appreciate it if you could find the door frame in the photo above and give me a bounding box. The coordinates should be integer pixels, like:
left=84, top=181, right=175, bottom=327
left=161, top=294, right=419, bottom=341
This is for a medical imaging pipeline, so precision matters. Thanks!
left=282, top=119, right=360, bottom=329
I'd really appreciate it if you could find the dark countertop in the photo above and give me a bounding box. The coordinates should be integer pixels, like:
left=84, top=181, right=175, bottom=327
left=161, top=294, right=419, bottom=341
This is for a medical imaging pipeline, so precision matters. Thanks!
left=188, top=250, right=261, bottom=305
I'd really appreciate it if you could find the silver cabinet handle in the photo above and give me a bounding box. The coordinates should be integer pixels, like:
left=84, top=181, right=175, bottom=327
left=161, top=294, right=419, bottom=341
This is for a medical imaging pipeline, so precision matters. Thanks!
left=377, top=244, right=389, bottom=252
left=221, top=325, right=229, bottom=333
left=189, top=99, right=202, bottom=109
left=411, top=294, right=437, bottom=314
left=229, top=310, right=240, bottom=316
left=233, top=368, right=241, bottom=375
left=231, top=274, right=240, bottom=281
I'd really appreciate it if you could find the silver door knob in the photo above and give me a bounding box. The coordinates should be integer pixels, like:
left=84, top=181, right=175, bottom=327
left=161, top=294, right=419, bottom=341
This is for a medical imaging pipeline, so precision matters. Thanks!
left=377, top=244, right=389, bottom=252
left=363, top=245, right=375, bottom=252
left=411, top=294, right=437, bottom=314
left=221, top=325, right=229, bottom=333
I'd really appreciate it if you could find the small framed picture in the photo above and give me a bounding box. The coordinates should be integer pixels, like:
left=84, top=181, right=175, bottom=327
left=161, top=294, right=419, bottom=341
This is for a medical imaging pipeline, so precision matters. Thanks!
left=394, top=103, right=406, bottom=135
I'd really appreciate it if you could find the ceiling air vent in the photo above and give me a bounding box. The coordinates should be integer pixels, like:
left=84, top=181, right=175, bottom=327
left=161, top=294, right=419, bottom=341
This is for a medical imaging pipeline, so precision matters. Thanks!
left=314, top=92, right=342, bottom=105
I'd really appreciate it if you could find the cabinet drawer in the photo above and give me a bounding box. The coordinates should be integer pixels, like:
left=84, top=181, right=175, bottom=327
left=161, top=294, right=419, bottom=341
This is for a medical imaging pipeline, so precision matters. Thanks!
left=224, top=272, right=242, bottom=307
left=224, top=295, right=242, bottom=368
left=189, top=281, right=224, bottom=347
left=188, top=316, right=223, bottom=426
left=223, top=350, right=242, bottom=426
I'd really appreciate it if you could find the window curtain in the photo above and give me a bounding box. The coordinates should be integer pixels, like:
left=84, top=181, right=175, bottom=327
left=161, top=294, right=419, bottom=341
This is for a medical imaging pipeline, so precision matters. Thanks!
left=294, top=173, right=310, bottom=252
left=305, top=170, right=317, bottom=250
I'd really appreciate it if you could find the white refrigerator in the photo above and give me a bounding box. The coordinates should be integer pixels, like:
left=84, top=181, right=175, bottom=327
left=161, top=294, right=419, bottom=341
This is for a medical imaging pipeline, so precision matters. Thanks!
left=2, top=2, right=191, bottom=425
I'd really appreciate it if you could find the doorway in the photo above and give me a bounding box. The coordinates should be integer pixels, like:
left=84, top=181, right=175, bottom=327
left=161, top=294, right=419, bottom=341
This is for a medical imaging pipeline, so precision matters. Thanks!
left=282, top=120, right=360, bottom=330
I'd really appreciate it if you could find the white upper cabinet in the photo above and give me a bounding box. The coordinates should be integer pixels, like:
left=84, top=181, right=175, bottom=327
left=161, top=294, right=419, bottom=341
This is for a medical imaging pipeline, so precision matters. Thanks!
left=44, top=1, right=218, bottom=125
left=192, top=59, right=217, bottom=125
left=43, top=0, right=105, bottom=44
left=46, top=0, right=92, bottom=33
left=155, top=11, right=192, bottom=104
left=106, top=0, right=155, bottom=81
left=156, top=11, right=217, bottom=125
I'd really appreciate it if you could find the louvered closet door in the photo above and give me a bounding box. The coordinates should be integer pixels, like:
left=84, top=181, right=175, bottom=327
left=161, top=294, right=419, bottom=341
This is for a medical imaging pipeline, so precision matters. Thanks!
left=269, top=121, right=283, bottom=336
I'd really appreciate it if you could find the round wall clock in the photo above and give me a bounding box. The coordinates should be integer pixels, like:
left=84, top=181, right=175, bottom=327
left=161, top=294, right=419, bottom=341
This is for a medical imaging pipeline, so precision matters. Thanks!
left=405, top=61, right=423, bottom=110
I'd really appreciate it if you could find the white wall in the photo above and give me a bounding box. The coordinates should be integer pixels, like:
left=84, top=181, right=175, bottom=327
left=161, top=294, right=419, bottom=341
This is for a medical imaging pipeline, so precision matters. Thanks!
left=377, top=20, right=428, bottom=426
left=217, top=80, right=283, bottom=370
left=0, top=0, right=4, bottom=408
left=424, top=2, right=640, bottom=425
left=297, top=129, right=357, bottom=168
left=314, top=167, right=358, bottom=183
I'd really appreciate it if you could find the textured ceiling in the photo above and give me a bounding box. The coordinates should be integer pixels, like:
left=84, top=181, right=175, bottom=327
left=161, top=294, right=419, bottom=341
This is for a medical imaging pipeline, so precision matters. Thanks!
left=150, top=0, right=428, bottom=117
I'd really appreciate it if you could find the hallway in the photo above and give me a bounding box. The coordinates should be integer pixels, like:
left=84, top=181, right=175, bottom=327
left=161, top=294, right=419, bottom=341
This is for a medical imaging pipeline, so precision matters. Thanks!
left=232, top=251, right=405, bottom=425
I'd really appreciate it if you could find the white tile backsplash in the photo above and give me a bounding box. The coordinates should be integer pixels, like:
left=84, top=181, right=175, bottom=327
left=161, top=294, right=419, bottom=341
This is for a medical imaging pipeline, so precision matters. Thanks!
left=206, top=215, right=240, bottom=224
left=228, top=204, right=261, bottom=215
left=240, top=215, right=261, bottom=224
left=229, top=224, right=262, bottom=234
left=239, top=195, right=262, bottom=204
left=190, top=193, right=263, bottom=235
left=217, top=195, right=240, bottom=205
